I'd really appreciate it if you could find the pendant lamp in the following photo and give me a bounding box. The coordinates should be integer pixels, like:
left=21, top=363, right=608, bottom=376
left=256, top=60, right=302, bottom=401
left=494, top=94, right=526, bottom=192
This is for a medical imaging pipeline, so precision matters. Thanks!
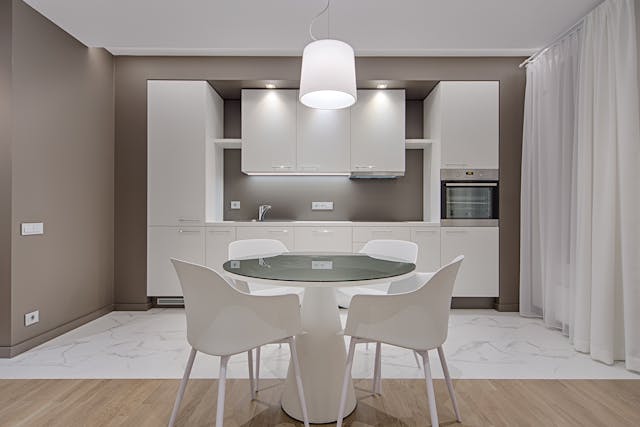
left=299, top=0, right=356, bottom=110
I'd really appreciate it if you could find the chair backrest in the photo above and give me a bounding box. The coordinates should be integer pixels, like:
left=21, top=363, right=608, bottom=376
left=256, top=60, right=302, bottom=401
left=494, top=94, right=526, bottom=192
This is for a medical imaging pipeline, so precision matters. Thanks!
left=359, top=239, right=419, bottom=263
left=171, top=258, right=300, bottom=356
left=346, top=255, right=463, bottom=350
left=229, top=239, right=289, bottom=259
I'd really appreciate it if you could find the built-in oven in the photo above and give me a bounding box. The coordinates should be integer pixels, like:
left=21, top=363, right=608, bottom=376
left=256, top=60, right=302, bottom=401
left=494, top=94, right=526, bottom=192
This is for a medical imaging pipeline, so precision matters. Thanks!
left=441, top=169, right=499, bottom=226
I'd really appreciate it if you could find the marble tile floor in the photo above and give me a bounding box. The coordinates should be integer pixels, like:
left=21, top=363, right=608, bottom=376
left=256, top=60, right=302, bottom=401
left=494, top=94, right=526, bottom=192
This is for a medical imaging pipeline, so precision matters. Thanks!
left=0, top=309, right=637, bottom=380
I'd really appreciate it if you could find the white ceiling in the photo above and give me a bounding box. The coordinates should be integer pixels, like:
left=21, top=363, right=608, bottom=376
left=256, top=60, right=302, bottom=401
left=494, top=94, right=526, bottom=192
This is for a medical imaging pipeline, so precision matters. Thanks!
left=24, top=0, right=601, bottom=56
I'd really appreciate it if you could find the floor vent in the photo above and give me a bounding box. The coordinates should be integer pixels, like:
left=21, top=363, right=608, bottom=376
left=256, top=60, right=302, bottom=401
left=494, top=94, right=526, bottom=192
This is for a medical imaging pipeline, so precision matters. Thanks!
left=156, top=297, right=184, bottom=306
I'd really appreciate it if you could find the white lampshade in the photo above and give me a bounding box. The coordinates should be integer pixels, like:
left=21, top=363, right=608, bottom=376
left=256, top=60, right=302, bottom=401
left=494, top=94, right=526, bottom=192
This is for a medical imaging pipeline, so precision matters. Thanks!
left=299, top=39, right=357, bottom=109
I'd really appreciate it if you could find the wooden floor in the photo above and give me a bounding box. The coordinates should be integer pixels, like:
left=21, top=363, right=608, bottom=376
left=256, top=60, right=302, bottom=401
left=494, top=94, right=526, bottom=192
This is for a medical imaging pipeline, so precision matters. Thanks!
left=0, top=379, right=639, bottom=427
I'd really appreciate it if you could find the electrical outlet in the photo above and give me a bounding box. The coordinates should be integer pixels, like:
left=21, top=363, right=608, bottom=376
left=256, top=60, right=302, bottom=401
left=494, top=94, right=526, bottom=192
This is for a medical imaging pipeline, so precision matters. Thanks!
left=230, top=201, right=241, bottom=209
left=311, top=201, right=334, bottom=211
left=21, top=222, right=44, bottom=236
left=25, top=310, right=39, bottom=327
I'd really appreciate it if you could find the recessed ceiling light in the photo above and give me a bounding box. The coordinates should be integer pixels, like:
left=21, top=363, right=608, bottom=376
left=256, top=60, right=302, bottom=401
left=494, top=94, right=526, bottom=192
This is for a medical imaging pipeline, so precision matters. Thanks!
left=265, top=83, right=276, bottom=89
left=377, top=83, right=388, bottom=89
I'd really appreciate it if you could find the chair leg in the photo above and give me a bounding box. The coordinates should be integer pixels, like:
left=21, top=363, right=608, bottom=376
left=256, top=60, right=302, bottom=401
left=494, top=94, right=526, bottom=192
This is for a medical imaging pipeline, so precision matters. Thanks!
left=247, top=350, right=256, bottom=400
left=337, top=337, right=357, bottom=427
left=288, top=337, right=310, bottom=427
left=168, top=347, right=197, bottom=427
left=216, top=355, right=230, bottom=427
left=255, top=346, right=261, bottom=393
left=373, top=342, right=382, bottom=395
left=437, top=346, right=461, bottom=422
left=413, top=350, right=422, bottom=368
left=420, top=351, right=439, bottom=427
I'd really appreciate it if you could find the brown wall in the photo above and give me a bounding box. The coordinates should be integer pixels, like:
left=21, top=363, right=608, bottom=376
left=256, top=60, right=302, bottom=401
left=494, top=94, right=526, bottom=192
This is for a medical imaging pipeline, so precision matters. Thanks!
left=114, top=56, right=525, bottom=310
left=1, top=0, right=115, bottom=354
left=0, top=0, right=13, bottom=348
left=224, top=149, right=424, bottom=222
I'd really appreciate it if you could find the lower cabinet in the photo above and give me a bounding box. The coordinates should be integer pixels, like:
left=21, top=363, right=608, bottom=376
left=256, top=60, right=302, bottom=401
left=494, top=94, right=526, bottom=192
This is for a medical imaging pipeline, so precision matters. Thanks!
left=147, top=226, right=204, bottom=296
left=236, top=226, right=294, bottom=249
left=205, top=226, right=236, bottom=273
left=441, top=227, right=499, bottom=297
left=411, top=227, right=441, bottom=272
left=294, top=227, right=352, bottom=252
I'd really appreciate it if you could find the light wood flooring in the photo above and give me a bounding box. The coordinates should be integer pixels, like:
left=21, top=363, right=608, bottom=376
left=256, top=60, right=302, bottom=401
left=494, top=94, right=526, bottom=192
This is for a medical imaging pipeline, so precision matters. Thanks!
left=1, top=379, right=639, bottom=426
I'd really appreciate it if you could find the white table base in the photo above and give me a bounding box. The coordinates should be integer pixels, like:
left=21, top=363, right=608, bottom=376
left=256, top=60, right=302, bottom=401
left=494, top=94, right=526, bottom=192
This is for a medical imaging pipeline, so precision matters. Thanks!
left=281, top=287, right=357, bottom=423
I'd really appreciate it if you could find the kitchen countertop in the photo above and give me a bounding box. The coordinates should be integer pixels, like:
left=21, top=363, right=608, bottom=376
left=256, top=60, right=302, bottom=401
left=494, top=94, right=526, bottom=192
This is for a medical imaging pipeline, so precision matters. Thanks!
left=206, top=220, right=440, bottom=227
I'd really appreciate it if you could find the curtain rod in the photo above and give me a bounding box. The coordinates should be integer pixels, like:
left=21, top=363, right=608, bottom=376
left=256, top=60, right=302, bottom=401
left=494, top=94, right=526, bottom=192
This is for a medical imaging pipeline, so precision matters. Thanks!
left=519, top=18, right=585, bottom=68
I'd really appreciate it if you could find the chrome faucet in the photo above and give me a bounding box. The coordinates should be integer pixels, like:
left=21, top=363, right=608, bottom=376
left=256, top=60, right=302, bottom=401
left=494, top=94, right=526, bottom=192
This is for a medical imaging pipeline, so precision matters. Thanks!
left=258, top=204, right=272, bottom=222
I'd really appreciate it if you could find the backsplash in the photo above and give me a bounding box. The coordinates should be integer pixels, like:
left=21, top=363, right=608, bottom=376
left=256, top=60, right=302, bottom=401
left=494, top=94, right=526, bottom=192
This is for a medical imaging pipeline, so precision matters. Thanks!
left=223, top=149, right=423, bottom=221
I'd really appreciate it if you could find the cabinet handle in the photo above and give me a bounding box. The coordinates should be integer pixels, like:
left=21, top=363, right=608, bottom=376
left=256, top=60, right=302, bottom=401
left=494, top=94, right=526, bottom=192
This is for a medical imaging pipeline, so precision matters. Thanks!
left=372, top=230, right=393, bottom=234
left=208, top=230, right=231, bottom=234
left=445, top=163, right=468, bottom=167
left=268, top=229, right=288, bottom=233
left=354, top=165, right=375, bottom=169
left=415, top=230, right=438, bottom=234
left=178, top=229, right=200, bottom=234
left=300, top=165, right=319, bottom=171
left=272, top=165, right=293, bottom=170
left=313, top=229, right=334, bottom=234
left=178, top=218, right=200, bottom=222
left=445, top=230, right=468, bottom=234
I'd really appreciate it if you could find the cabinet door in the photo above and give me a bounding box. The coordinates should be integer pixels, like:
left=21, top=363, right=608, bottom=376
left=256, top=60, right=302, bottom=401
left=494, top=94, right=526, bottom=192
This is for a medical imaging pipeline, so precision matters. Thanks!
left=294, top=227, right=352, bottom=252
left=147, top=227, right=204, bottom=296
left=205, top=226, right=237, bottom=273
left=411, top=227, right=441, bottom=272
left=441, top=227, right=498, bottom=297
left=236, top=226, right=295, bottom=250
left=297, top=105, right=350, bottom=173
left=241, top=90, right=297, bottom=173
left=440, top=82, right=499, bottom=169
left=350, top=90, right=405, bottom=173
left=148, top=81, right=206, bottom=226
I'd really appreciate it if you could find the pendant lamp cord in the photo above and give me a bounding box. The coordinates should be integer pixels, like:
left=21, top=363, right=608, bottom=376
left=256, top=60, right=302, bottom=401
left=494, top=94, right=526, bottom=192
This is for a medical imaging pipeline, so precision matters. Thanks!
left=309, top=0, right=331, bottom=41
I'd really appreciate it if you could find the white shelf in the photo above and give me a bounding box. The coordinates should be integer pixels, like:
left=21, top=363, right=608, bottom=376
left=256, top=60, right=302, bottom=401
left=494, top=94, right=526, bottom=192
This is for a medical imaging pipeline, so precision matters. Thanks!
left=213, top=138, right=242, bottom=149
left=405, top=138, right=437, bottom=148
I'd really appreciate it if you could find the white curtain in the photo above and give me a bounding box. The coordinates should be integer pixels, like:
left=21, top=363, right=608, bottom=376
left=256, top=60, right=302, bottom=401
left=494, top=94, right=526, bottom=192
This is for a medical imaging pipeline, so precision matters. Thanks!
left=521, top=0, right=640, bottom=372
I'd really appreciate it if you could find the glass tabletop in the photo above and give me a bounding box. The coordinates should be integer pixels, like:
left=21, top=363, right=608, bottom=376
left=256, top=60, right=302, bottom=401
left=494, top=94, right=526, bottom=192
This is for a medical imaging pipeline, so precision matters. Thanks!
left=222, top=252, right=415, bottom=283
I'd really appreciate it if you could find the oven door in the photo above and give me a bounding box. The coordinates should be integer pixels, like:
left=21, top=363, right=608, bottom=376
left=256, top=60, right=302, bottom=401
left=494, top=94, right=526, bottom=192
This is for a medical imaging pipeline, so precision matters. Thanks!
left=441, top=182, right=499, bottom=226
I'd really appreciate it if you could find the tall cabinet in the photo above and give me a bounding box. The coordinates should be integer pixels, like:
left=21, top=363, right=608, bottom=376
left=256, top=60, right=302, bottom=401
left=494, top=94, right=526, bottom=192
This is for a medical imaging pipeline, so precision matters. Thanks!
left=147, top=81, right=223, bottom=296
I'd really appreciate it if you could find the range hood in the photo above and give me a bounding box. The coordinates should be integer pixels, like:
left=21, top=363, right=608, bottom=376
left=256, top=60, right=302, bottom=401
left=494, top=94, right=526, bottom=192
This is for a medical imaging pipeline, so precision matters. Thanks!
left=349, top=171, right=403, bottom=179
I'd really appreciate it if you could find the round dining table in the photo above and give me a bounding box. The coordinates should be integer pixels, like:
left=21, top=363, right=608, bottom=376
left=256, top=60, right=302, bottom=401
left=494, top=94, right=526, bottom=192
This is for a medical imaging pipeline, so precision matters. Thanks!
left=223, top=252, right=416, bottom=424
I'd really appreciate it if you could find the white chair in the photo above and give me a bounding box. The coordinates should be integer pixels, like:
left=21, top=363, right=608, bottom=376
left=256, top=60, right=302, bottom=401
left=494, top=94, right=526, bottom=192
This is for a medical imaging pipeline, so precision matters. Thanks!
left=168, top=259, right=309, bottom=427
left=336, top=256, right=464, bottom=427
left=336, top=239, right=420, bottom=308
left=227, top=239, right=304, bottom=393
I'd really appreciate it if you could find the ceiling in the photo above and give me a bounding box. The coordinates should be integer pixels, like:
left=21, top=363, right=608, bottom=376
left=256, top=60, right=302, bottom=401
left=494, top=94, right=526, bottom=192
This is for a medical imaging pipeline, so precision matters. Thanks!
left=24, top=0, right=601, bottom=57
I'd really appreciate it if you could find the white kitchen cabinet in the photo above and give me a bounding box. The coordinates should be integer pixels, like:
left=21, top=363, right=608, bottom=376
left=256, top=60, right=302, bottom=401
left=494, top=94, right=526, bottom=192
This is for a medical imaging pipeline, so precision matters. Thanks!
left=147, top=81, right=222, bottom=226
left=294, top=227, right=352, bottom=252
left=424, top=81, right=499, bottom=169
left=297, top=105, right=350, bottom=173
left=236, top=226, right=295, bottom=249
left=411, top=227, right=441, bottom=272
left=353, top=226, right=411, bottom=244
left=205, top=226, right=236, bottom=273
left=441, top=227, right=498, bottom=297
left=147, top=226, right=205, bottom=296
left=350, top=90, right=405, bottom=174
left=242, top=89, right=297, bottom=173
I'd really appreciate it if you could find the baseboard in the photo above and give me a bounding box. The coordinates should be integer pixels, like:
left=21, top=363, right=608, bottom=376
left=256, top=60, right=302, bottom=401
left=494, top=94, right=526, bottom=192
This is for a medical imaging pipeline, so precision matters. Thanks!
left=451, top=297, right=496, bottom=309
left=494, top=302, right=519, bottom=312
left=0, top=305, right=113, bottom=358
left=113, top=301, right=153, bottom=311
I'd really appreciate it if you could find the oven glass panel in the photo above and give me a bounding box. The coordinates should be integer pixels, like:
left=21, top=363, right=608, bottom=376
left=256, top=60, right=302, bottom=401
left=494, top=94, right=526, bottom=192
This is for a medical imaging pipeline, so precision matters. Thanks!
left=445, top=186, right=495, bottom=219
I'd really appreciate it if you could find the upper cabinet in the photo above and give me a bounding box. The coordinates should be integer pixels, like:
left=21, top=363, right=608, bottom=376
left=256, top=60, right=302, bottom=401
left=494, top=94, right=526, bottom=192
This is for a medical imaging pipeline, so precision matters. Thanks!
left=297, top=104, right=350, bottom=173
left=241, top=89, right=297, bottom=173
left=350, top=90, right=406, bottom=175
left=424, top=81, right=499, bottom=169
left=147, top=81, right=223, bottom=226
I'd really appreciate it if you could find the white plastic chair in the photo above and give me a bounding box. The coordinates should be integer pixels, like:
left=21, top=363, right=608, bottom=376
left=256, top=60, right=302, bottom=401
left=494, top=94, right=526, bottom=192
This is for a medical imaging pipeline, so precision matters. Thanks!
left=168, top=259, right=309, bottom=427
left=227, top=239, right=304, bottom=393
left=336, top=256, right=464, bottom=427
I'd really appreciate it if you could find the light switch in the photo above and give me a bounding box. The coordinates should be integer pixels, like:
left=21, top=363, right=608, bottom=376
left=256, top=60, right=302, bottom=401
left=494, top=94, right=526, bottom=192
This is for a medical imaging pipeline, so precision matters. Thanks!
left=312, top=202, right=334, bottom=211
left=230, top=201, right=241, bottom=209
left=21, top=222, right=44, bottom=236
